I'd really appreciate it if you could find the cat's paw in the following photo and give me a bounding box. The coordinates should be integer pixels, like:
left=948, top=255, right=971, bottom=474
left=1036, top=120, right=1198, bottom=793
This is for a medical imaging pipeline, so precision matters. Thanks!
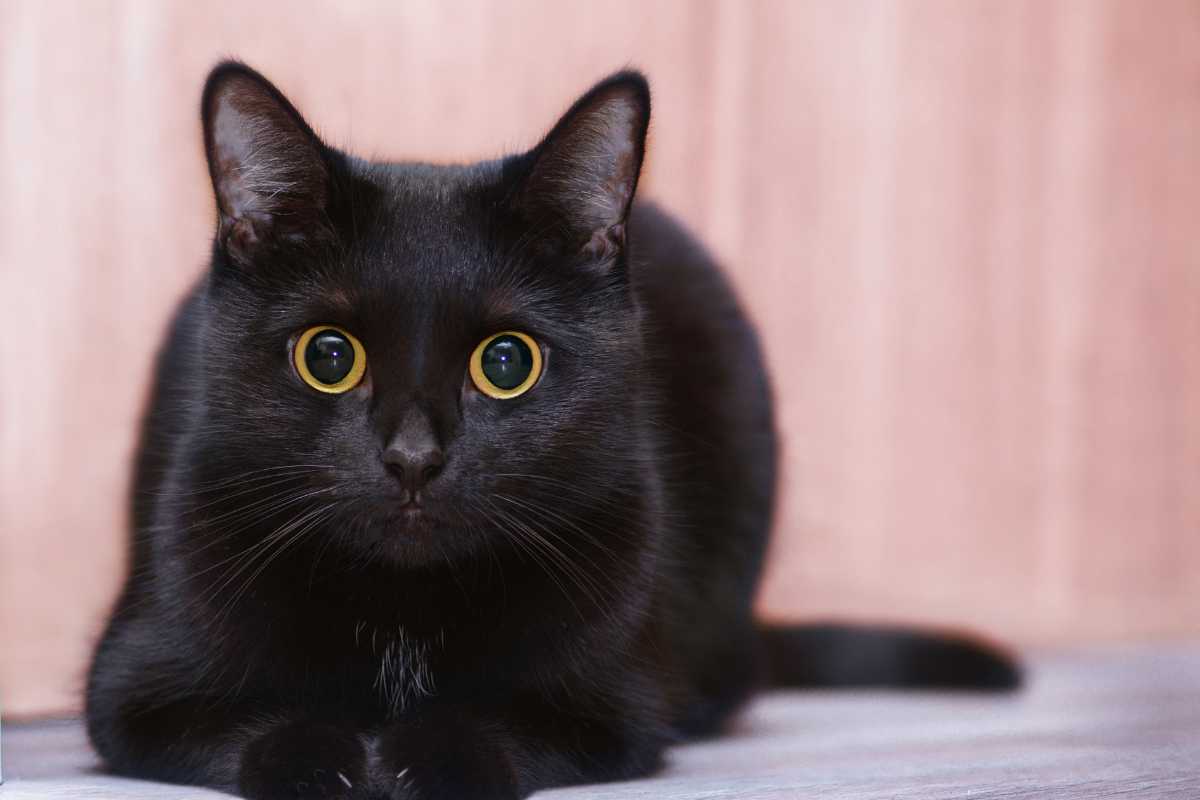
left=239, top=721, right=367, bottom=800
left=384, top=763, right=518, bottom=800
left=379, top=715, right=519, bottom=800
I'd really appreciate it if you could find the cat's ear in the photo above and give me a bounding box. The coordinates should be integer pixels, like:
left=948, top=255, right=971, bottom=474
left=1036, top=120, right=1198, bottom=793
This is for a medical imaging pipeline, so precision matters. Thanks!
left=513, top=71, right=651, bottom=264
left=201, top=62, right=331, bottom=265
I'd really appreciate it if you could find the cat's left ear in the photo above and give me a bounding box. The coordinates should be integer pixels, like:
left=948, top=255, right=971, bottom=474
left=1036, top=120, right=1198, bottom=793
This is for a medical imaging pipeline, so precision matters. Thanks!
left=201, top=61, right=332, bottom=266
left=513, top=71, right=651, bottom=265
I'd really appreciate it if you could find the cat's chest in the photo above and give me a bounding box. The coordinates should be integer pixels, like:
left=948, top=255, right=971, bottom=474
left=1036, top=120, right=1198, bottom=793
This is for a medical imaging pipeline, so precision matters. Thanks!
left=351, top=621, right=439, bottom=713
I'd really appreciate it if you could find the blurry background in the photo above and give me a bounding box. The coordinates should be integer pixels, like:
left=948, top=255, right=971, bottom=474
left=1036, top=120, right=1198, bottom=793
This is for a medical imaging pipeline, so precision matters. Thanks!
left=2, top=1, right=1198, bottom=718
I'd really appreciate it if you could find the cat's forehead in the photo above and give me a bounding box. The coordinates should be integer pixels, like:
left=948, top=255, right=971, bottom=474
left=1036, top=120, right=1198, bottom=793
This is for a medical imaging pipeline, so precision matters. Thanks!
left=302, top=158, right=544, bottom=331
left=360, top=160, right=500, bottom=240
left=337, top=159, right=506, bottom=287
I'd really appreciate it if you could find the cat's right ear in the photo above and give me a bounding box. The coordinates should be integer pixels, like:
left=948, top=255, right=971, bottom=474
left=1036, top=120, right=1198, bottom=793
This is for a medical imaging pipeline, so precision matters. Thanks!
left=509, top=71, right=651, bottom=269
left=201, top=62, right=331, bottom=266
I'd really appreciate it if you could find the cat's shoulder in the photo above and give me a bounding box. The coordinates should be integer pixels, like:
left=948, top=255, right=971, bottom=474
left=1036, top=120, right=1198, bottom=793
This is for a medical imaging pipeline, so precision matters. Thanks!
left=628, top=201, right=740, bottom=315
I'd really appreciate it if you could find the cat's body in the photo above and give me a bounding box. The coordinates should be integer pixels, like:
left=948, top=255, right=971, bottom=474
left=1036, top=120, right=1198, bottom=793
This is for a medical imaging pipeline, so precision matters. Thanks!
left=87, top=64, right=1016, bottom=800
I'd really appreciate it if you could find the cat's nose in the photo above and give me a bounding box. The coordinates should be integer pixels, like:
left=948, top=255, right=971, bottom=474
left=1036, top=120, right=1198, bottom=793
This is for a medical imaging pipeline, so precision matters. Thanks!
left=383, top=443, right=444, bottom=495
left=382, top=411, right=445, bottom=496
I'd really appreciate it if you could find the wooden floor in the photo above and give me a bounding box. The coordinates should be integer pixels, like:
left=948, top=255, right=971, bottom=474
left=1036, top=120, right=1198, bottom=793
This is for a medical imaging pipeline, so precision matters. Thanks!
left=4, top=643, right=1198, bottom=799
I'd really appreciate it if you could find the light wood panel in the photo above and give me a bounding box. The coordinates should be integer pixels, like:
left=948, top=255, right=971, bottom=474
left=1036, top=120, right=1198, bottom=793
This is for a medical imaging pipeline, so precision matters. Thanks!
left=2, top=1, right=1198, bottom=717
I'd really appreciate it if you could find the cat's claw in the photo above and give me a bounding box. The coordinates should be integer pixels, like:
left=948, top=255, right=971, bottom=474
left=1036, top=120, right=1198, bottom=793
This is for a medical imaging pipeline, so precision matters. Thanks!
left=238, top=722, right=366, bottom=800
left=390, top=766, right=419, bottom=800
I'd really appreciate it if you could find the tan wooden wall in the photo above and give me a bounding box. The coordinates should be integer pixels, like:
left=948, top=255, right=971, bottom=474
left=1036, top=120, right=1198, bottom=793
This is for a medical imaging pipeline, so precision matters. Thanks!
left=2, top=1, right=1198, bottom=718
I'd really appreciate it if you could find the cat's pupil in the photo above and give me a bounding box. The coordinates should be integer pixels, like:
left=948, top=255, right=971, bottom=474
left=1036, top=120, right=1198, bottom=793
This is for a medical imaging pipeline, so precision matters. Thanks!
left=482, top=335, right=533, bottom=390
left=305, top=330, right=355, bottom=385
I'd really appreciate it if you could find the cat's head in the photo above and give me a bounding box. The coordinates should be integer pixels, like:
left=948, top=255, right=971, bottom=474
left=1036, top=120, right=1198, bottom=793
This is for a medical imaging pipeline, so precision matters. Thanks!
left=185, top=62, right=654, bottom=569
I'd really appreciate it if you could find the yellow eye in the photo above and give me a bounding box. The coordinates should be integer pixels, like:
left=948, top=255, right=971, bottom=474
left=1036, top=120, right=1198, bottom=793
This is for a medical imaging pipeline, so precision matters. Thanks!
left=469, top=331, right=542, bottom=399
left=293, top=325, right=367, bottom=394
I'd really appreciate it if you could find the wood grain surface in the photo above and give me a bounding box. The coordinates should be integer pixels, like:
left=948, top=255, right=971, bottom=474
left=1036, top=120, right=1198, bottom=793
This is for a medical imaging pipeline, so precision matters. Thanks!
left=6, top=644, right=1200, bottom=798
left=2, top=1, right=1198, bottom=717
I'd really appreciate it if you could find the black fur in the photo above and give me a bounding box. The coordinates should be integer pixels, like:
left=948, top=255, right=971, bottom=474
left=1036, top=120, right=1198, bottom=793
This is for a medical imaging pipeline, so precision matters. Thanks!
left=86, top=63, right=1019, bottom=800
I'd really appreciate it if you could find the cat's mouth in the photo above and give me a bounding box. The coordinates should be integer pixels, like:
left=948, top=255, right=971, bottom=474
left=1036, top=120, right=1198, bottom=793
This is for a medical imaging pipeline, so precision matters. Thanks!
left=359, top=485, right=438, bottom=520
left=348, top=489, right=485, bottom=565
left=396, top=491, right=425, bottom=513
left=400, top=502, right=423, bottom=513
left=384, top=503, right=429, bottom=524
left=358, top=501, right=479, bottom=567
left=377, top=499, right=440, bottom=535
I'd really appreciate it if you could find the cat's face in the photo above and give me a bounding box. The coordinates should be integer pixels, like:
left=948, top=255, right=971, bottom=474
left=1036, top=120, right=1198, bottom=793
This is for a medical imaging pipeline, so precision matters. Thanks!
left=186, top=64, right=652, bottom=568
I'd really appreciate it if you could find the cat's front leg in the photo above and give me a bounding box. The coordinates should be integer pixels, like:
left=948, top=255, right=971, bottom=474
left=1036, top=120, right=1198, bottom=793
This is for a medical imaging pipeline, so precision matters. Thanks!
left=377, top=703, right=665, bottom=800
left=89, top=692, right=368, bottom=798
left=239, top=720, right=369, bottom=800
left=375, top=707, right=519, bottom=800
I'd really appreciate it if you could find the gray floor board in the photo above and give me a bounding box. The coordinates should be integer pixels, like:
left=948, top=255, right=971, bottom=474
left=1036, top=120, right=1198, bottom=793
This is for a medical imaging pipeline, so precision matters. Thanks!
left=5, top=644, right=1198, bottom=798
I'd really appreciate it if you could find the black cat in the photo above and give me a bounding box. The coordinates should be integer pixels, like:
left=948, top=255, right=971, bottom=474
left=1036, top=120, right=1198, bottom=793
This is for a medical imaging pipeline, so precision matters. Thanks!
left=86, top=63, right=1018, bottom=800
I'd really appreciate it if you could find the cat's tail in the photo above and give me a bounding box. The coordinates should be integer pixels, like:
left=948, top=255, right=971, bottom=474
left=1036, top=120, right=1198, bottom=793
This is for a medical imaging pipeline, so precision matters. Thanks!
left=759, top=622, right=1021, bottom=691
